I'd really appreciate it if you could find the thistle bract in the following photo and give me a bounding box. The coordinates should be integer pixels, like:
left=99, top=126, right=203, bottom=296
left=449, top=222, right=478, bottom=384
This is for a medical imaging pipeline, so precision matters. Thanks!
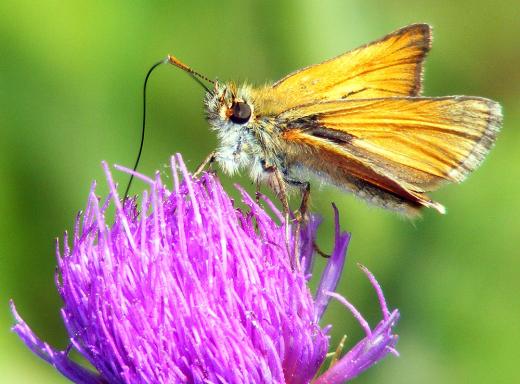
left=11, top=154, right=399, bottom=383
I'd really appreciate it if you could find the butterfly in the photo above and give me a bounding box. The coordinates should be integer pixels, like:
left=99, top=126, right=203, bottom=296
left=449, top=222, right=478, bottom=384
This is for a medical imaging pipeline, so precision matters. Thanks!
left=165, top=24, right=501, bottom=217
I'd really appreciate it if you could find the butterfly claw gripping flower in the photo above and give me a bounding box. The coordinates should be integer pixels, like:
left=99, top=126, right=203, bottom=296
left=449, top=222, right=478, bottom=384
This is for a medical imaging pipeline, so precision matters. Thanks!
left=11, top=154, right=399, bottom=383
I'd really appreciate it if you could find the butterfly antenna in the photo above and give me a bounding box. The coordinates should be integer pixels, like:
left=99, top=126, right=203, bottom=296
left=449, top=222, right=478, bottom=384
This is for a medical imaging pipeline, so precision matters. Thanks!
left=124, top=55, right=214, bottom=200
left=123, top=58, right=168, bottom=201
left=167, top=54, right=215, bottom=94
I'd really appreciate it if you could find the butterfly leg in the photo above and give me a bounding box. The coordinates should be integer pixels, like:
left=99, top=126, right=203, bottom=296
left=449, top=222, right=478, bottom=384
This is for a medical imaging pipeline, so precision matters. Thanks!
left=285, top=178, right=330, bottom=259
left=272, top=168, right=291, bottom=245
left=298, top=182, right=311, bottom=222
left=255, top=181, right=262, bottom=204
left=282, top=179, right=307, bottom=260
left=262, top=162, right=297, bottom=268
left=282, top=178, right=313, bottom=268
left=193, top=151, right=216, bottom=177
left=282, top=178, right=310, bottom=221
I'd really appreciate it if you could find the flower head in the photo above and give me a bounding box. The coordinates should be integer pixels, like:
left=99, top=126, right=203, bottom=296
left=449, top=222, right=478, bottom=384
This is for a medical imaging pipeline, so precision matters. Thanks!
left=11, top=154, right=399, bottom=383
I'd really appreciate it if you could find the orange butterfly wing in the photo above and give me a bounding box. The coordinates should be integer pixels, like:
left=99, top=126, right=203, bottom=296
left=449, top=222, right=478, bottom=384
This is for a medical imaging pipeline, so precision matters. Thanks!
left=280, top=97, right=501, bottom=213
left=254, top=24, right=431, bottom=115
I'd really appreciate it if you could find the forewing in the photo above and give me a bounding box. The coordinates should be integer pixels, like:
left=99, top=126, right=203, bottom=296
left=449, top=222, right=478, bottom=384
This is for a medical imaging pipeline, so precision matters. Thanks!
left=264, top=24, right=431, bottom=114
left=281, top=97, right=501, bottom=193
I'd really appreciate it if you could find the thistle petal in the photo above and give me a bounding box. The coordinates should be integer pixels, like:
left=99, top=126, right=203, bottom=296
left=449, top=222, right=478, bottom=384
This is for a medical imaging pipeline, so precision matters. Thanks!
left=11, top=154, right=399, bottom=384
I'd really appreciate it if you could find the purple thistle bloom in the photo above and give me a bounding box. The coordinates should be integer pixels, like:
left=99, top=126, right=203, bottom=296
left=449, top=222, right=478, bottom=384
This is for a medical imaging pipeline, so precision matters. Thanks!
left=11, top=154, right=399, bottom=383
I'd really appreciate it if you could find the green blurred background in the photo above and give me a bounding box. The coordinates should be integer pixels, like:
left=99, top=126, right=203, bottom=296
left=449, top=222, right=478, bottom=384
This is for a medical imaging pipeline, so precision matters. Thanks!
left=1, top=1, right=519, bottom=382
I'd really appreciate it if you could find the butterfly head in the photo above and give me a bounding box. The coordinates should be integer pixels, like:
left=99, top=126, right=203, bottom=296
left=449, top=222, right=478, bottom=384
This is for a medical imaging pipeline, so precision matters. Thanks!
left=205, top=82, right=255, bottom=130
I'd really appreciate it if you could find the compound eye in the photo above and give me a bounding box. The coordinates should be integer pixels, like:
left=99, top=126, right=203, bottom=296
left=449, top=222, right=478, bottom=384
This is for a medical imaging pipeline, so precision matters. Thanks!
left=229, top=102, right=251, bottom=124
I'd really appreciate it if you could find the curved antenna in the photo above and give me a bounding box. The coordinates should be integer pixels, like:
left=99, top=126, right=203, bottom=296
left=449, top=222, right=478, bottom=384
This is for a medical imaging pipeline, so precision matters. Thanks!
left=124, top=55, right=215, bottom=200
left=123, top=58, right=168, bottom=200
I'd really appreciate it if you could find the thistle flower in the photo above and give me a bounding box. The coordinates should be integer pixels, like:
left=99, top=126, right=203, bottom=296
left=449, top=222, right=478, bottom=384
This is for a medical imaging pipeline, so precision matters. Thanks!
left=11, top=154, right=399, bottom=383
